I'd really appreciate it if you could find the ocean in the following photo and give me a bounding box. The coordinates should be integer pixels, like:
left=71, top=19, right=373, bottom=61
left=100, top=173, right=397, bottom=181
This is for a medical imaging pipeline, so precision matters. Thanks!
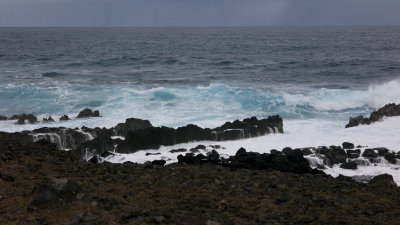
left=1, top=27, right=400, bottom=130
left=2, top=26, right=400, bottom=182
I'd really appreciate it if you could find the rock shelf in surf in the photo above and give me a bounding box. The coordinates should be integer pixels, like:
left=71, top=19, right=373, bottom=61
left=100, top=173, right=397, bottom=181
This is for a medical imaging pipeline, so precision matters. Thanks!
left=0, top=115, right=283, bottom=159
left=346, top=103, right=400, bottom=128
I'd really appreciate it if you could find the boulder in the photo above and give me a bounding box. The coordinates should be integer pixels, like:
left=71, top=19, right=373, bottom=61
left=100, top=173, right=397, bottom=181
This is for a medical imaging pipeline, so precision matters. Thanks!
left=373, top=147, right=389, bottom=156
left=177, top=153, right=198, bottom=164
left=362, top=149, right=378, bottom=158
left=207, top=150, right=220, bottom=163
left=42, top=117, right=55, bottom=123
left=340, top=161, right=358, bottom=170
left=342, top=142, right=355, bottom=149
left=76, top=108, right=99, bottom=118
left=152, top=160, right=166, bottom=166
left=0, top=115, right=7, bottom=120
left=300, top=148, right=313, bottom=156
left=369, top=174, right=397, bottom=188
left=346, top=149, right=361, bottom=159
left=384, top=153, right=397, bottom=164
left=10, top=113, right=37, bottom=124
left=113, top=118, right=153, bottom=137
left=282, top=147, right=293, bottom=155
left=315, top=146, right=334, bottom=165
left=60, top=115, right=69, bottom=121
left=329, top=145, right=347, bottom=164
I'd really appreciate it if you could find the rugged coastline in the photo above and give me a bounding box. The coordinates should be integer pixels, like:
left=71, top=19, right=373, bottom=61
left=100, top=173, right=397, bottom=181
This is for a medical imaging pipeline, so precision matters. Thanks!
left=1, top=105, right=400, bottom=224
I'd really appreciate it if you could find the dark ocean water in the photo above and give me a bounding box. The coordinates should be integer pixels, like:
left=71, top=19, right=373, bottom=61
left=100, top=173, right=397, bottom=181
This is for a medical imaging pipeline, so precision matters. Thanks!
left=1, top=27, right=400, bottom=130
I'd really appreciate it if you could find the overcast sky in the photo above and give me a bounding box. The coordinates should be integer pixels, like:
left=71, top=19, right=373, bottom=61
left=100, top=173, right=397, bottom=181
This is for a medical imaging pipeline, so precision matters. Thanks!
left=0, top=0, right=399, bottom=27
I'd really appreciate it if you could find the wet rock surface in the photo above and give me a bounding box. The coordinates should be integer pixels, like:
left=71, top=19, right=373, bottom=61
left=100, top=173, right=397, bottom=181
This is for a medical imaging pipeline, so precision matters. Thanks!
left=9, top=113, right=38, bottom=124
left=117, top=116, right=283, bottom=154
left=60, top=115, right=70, bottom=121
left=76, top=108, right=100, bottom=118
left=346, top=103, right=400, bottom=128
left=0, top=112, right=283, bottom=159
left=113, top=118, right=153, bottom=137
left=1, top=139, right=400, bottom=225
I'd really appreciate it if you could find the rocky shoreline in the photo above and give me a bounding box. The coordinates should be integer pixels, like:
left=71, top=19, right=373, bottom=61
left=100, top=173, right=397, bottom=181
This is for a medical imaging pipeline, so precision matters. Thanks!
left=0, top=110, right=283, bottom=158
left=1, top=107, right=400, bottom=224
left=1, top=138, right=400, bottom=224
left=1, top=107, right=400, bottom=179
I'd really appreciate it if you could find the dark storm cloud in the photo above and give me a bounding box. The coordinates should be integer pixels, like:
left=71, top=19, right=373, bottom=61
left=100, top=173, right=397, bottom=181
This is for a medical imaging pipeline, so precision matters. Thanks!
left=0, top=0, right=399, bottom=26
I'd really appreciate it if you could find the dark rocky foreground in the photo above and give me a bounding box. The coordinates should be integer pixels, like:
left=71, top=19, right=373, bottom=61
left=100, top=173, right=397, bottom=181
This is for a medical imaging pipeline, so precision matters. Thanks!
left=346, top=103, right=400, bottom=128
left=1, top=139, right=400, bottom=225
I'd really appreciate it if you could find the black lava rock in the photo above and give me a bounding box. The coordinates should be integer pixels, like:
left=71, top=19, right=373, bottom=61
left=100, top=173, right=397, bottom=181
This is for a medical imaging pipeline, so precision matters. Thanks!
left=77, top=108, right=99, bottom=118
left=374, top=147, right=389, bottom=156
left=369, top=174, right=397, bottom=188
left=346, top=103, right=400, bottom=128
left=42, top=117, right=55, bottom=123
left=60, top=115, right=69, bottom=121
left=342, top=142, right=355, bottom=149
left=362, top=149, right=378, bottom=158
left=346, top=149, right=361, bottom=159
left=340, top=161, right=358, bottom=170
left=152, top=160, right=166, bottom=166
left=10, top=113, right=37, bottom=124
left=384, top=153, right=397, bottom=164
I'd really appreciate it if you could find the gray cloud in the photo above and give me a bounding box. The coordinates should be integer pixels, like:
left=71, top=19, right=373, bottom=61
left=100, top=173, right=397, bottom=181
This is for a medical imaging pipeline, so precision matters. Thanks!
left=0, top=0, right=399, bottom=26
